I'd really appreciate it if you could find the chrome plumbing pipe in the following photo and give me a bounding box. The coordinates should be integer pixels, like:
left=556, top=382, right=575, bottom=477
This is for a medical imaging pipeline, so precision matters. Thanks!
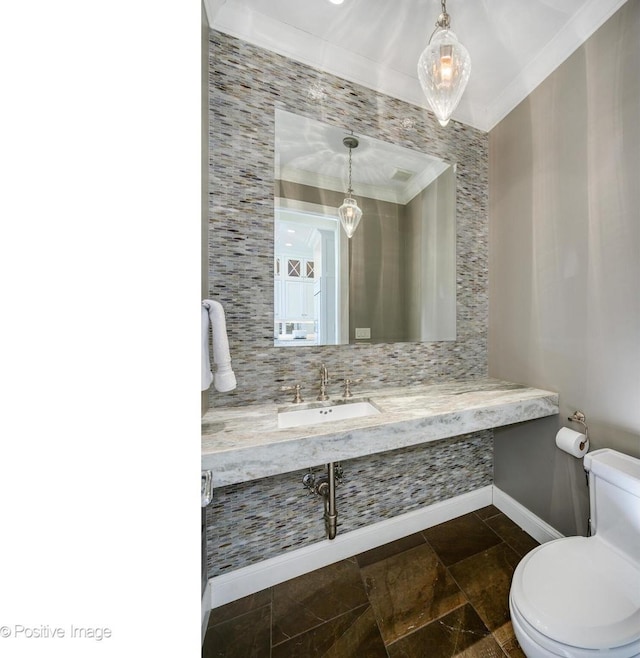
left=303, top=463, right=340, bottom=540
left=324, top=462, right=338, bottom=540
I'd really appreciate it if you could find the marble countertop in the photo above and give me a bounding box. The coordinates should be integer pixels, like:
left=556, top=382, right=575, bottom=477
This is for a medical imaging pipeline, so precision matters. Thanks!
left=202, top=378, right=559, bottom=487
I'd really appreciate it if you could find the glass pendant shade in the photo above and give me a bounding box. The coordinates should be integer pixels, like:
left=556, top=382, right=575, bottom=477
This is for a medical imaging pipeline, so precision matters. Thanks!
left=417, top=27, right=471, bottom=127
left=338, top=197, right=362, bottom=238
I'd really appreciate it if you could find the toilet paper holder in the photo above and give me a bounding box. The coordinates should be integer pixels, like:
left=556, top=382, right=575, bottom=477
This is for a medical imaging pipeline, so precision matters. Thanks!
left=568, top=411, right=588, bottom=450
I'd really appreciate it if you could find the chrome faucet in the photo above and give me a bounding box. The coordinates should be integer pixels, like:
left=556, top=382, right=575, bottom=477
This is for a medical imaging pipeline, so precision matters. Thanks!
left=317, top=364, right=329, bottom=401
left=281, top=384, right=304, bottom=404
left=342, top=377, right=362, bottom=398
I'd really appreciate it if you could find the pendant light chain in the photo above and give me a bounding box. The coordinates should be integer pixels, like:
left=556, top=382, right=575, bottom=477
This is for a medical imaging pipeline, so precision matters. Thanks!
left=439, top=0, right=449, bottom=26
left=337, top=133, right=362, bottom=238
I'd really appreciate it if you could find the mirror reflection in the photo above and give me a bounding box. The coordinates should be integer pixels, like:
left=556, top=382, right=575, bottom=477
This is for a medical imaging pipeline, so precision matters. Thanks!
left=274, top=109, right=456, bottom=346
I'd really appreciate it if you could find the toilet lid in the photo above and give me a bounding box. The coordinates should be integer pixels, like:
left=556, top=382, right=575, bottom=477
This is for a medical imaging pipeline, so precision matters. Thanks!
left=512, top=537, right=640, bottom=650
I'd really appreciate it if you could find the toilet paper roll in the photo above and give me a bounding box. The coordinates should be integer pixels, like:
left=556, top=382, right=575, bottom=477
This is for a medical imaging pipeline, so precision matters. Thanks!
left=555, top=427, right=589, bottom=458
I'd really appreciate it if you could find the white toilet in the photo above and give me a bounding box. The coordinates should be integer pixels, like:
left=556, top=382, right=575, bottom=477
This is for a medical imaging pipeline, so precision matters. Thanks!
left=509, top=448, right=640, bottom=657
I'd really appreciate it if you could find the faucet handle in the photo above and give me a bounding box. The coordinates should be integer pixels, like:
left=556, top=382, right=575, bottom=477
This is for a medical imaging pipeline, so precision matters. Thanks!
left=342, top=378, right=362, bottom=398
left=281, top=384, right=304, bottom=404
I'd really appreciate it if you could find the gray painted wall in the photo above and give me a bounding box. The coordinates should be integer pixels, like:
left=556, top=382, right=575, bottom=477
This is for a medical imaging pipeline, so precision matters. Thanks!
left=489, top=0, right=640, bottom=536
left=347, top=192, right=407, bottom=343
left=405, top=166, right=456, bottom=342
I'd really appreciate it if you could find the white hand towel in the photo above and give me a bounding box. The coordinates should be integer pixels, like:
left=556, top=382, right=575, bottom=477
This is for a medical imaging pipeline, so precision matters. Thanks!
left=202, top=300, right=237, bottom=393
left=201, top=306, right=214, bottom=391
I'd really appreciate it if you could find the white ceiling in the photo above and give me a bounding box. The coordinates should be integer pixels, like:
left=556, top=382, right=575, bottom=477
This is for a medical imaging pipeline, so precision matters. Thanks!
left=205, top=0, right=629, bottom=132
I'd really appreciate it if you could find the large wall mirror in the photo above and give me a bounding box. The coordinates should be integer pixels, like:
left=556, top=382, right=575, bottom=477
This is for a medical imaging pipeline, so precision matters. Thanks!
left=274, top=109, right=456, bottom=347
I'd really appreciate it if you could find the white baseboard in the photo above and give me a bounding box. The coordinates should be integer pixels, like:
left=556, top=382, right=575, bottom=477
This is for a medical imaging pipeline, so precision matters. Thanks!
left=492, top=486, right=564, bottom=544
left=204, top=485, right=565, bottom=624
left=209, top=486, right=492, bottom=610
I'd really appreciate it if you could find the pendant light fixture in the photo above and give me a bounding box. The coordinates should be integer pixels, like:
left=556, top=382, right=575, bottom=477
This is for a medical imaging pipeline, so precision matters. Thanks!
left=338, top=135, right=362, bottom=239
left=417, top=0, right=471, bottom=127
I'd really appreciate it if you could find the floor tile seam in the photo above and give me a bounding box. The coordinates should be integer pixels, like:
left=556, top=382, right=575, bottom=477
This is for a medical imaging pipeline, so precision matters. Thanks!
left=499, top=537, right=530, bottom=560
left=444, top=539, right=522, bottom=599
left=474, top=508, right=502, bottom=522
left=480, top=517, right=505, bottom=546
left=492, top=626, right=517, bottom=651
left=420, top=530, right=492, bottom=571
left=349, top=603, right=392, bottom=658
left=270, top=602, right=371, bottom=649
left=480, top=512, right=535, bottom=554
left=463, top=527, right=526, bottom=568
left=481, top=517, right=511, bottom=545
left=446, top=563, right=518, bottom=654
left=316, top=602, right=386, bottom=657
left=355, top=535, right=429, bottom=570
left=269, top=594, right=274, bottom=656
left=381, top=599, right=478, bottom=650
left=366, top=532, right=471, bottom=603
left=443, top=544, right=513, bottom=626
left=434, top=525, right=505, bottom=569
left=357, top=540, right=436, bottom=575
left=443, top=537, right=510, bottom=571
left=445, top=562, right=469, bottom=599
left=444, top=581, right=496, bottom=640
left=208, top=600, right=272, bottom=631
left=490, top=520, right=540, bottom=559
left=491, top=634, right=511, bottom=658
left=419, top=530, right=437, bottom=556
left=418, top=531, right=484, bottom=605
left=359, top=535, right=476, bottom=650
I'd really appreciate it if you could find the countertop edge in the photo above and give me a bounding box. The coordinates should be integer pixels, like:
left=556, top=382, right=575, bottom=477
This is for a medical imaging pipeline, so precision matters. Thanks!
left=202, top=381, right=559, bottom=487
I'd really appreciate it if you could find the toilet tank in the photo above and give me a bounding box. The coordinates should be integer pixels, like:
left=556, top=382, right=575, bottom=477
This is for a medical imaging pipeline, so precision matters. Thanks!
left=584, top=448, right=640, bottom=563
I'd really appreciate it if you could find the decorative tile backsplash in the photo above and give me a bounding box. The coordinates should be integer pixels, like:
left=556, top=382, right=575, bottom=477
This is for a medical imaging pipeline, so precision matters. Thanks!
left=206, top=30, right=490, bottom=578
left=208, top=30, right=489, bottom=408
left=206, top=431, right=493, bottom=577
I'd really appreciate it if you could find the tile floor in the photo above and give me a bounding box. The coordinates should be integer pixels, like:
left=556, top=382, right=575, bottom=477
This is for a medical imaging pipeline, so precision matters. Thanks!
left=203, top=505, right=539, bottom=657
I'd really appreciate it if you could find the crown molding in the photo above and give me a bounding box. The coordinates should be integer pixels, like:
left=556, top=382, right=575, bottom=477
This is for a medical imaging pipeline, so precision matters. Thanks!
left=206, top=0, right=629, bottom=133
left=485, top=0, right=630, bottom=128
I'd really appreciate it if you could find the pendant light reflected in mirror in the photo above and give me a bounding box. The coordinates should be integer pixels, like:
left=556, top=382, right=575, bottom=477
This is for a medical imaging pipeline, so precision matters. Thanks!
left=338, top=135, right=362, bottom=238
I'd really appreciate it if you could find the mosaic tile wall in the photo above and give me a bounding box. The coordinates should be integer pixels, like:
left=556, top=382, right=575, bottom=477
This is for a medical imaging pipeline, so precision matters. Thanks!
left=207, top=30, right=489, bottom=408
left=206, top=31, right=490, bottom=578
left=207, top=431, right=492, bottom=577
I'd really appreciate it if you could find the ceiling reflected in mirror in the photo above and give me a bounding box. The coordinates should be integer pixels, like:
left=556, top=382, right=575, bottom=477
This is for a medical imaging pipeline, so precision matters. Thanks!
left=275, top=110, right=449, bottom=207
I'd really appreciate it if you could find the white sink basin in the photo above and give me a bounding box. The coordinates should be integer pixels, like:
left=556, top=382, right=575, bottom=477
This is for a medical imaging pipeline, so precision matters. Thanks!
left=277, top=401, right=381, bottom=429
